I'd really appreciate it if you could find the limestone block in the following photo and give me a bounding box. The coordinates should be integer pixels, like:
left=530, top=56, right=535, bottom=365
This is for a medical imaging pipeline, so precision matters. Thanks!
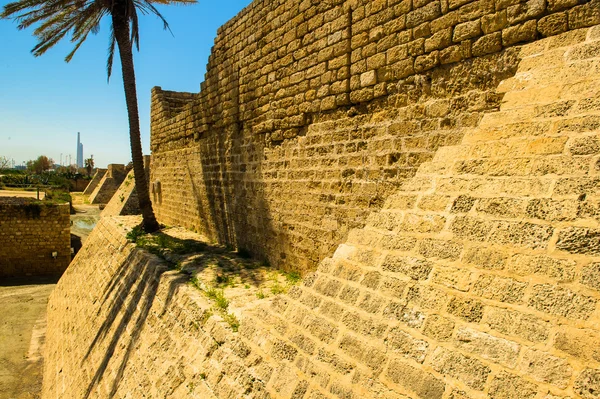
left=429, top=347, right=491, bottom=390
left=528, top=283, right=597, bottom=319
left=386, top=359, right=446, bottom=399
left=483, top=307, right=550, bottom=342
left=575, top=369, right=600, bottom=399
left=538, top=13, right=569, bottom=37
left=488, top=372, right=539, bottom=399
left=502, top=20, right=538, bottom=46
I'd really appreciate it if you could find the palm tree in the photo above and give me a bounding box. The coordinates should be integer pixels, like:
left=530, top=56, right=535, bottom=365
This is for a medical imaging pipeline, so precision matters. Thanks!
left=1, top=0, right=194, bottom=232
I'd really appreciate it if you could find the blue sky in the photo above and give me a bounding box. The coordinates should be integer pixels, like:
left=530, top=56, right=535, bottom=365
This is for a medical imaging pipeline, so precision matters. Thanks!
left=0, top=0, right=252, bottom=168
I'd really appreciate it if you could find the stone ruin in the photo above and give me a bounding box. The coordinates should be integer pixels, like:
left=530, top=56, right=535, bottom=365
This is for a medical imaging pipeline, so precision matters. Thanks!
left=42, top=0, right=600, bottom=398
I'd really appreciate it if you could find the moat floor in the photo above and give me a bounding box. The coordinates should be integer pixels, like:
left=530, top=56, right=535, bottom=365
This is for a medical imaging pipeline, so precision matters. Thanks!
left=0, top=278, right=56, bottom=399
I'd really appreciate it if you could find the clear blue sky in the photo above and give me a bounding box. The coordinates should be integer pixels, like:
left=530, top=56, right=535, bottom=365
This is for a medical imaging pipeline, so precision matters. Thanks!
left=0, top=0, right=252, bottom=168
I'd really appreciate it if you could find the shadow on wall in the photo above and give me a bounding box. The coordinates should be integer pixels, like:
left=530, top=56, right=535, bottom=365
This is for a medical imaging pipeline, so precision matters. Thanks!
left=187, top=64, right=280, bottom=264
left=153, top=48, right=523, bottom=274
left=80, top=249, right=172, bottom=398
left=78, top=232, right=271, bottom=397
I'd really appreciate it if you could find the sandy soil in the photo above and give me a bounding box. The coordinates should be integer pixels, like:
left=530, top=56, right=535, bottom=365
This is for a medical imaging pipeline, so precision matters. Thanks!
left=0, top=191, right=45, bottom=200
left=0, top=278, right=57, bottom=399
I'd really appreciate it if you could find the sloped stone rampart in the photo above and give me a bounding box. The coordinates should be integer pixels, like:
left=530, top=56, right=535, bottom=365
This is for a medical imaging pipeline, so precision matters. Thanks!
left=150, top=0, right=600, bottom=273
left=100, top=170, right=140, bottom=216
left=102, top=157, right=151, bottom=217
left=83, top=168, right=107, bottom=195
left=89, top=164, right=127, bottom=205
left=45, top=27, right=600, bottom=399
left=0, top=198, right=70, bottom=277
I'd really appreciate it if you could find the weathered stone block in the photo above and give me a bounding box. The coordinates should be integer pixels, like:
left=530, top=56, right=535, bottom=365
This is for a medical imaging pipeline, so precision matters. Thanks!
left=338, top=335, right=387, bottom=372
left=386, top=328, right=429, bottom=362
left=502, top=20, right=538, bottom=46
left=488, top=372, right=539, bottom=399
left=528, top=284, right=597, bottom=319
left=472, top=274, right=527, bottom=303
left=575, top=368, right=600, bottom=399
left=447, top=297, right=484, bottom=322
left=568, top=0, right=600, bottom=29
left=423, top=29, right=451, bottom=53
left=433, top=266, right=473, bottom=291
left=455, top=327, right=521, bottom=367
left=519, top=349, right=573, bottom=388
left=555, top=326, right=600, bottom=362
left=382, top=255, right=434, bottom=280
left=484, top=307, right=549, bottom=342
left=568, top=135, right=600, bottom=155
left=386, top=359, right=446, bottom=399
left=423, top=314, right=455, bottom=341
left=508, top=254, right=576, bottom=281
left=453, top=20, right=482, bottom=42
left=407, top=2, right=442, bottom=28
left=418, top=239, right=463, bottom=260
left=472, top=32, right=503, bottom=55
left=538, top=13, right=568, bottom=36
left=414, top=51, right=440, bottom=72
left=556, top=227, right=600, bottom=256
left=429, top=347, right=491, bottom=390
left=482, top=11, right=508, bottom=33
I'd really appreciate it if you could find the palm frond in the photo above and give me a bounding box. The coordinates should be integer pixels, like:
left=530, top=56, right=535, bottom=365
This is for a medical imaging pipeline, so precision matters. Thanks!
left=1, top=0, right=197, bottom=76
left=106, top=27, right=116, bottom=80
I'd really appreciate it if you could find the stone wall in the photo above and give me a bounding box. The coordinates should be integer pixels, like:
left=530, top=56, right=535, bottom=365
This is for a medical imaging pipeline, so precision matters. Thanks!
left=83, top=169, right=107, bottom=196
left=150, top=0, right=600, bottom=273
left=0, top=198, right=71, bottom=277
left=45, top=26, right=600, bottom=399
left=102, top=157, right=151, bottom=217
left=89, top=164, right=126, bottom=205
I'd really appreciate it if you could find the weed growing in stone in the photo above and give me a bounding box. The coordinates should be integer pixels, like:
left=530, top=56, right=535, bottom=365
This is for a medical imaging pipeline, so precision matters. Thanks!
left=270, top=281, right=285, bottom=295
left=215, top=274, right=234, bottom=288
left=283, top=271, right=301, bottom=285
left=256, top=290, right=265, bottom=299
left=222, top=313, right=240, bottom=332
left=188, top=382, right=195, bottom=394
left=126, top=225, right=145, bottom=242
left=205, top=288, right=229, bottom=310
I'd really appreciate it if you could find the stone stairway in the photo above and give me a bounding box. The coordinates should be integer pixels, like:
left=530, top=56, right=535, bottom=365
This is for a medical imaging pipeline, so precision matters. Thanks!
left=210, top=26, right=600, bottom=399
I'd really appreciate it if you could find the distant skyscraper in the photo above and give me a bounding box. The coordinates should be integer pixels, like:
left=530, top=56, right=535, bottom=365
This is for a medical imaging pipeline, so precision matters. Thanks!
left=76, top=132, right=84, bottom=168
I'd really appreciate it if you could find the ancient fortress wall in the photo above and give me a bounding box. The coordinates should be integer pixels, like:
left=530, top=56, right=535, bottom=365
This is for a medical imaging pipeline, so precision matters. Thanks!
left=0, top=199, right=70, bottom=277
left=83, top=168, right=107, bottom=195
left=151, top=0, right=600, bottom=273
left=102, top=157, right=151, bottom=217
left=89, top=164, right=127, bottom=205
left=45, top=25, right=600, bottom=398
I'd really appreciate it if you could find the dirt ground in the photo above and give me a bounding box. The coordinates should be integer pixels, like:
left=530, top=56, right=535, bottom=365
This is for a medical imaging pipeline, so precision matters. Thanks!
left=0, top=193, right=100, bottom=399
left=0, top=278, right=57, bottom=399
left=0, top=191, right=45, bottom=200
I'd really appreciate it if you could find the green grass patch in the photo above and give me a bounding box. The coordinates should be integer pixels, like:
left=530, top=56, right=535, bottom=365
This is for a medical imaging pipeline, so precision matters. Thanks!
left=205, top=287, right=229, bottom=310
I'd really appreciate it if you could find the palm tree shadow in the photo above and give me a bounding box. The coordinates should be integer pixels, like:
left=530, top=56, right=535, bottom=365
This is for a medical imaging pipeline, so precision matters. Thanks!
left=81, top=249, right=171, bottom=398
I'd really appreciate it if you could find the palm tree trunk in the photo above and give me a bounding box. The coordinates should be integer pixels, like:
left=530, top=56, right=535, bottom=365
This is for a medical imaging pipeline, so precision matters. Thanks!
left=112, top=11, right=160, bottom=233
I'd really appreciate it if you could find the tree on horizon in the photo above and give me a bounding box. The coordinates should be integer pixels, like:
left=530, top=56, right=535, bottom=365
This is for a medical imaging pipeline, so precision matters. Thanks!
left=1, top=0, right=195, bottom=232
left=85, top=156, right=94, bottom=177
left=27, top=155, right=53, bottom=174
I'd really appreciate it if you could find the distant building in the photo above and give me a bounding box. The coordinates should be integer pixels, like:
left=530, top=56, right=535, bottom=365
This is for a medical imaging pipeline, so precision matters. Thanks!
left=76, top=132, right=84, bottom=168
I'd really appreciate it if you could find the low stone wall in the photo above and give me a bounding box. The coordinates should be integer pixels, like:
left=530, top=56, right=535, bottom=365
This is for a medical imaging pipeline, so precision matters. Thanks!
left=0, top=198, right=71, bottom=277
